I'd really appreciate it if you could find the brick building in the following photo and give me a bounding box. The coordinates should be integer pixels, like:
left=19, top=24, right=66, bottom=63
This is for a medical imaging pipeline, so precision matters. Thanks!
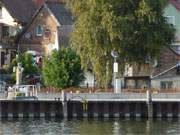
left=19, top=1, right=73, bottom=55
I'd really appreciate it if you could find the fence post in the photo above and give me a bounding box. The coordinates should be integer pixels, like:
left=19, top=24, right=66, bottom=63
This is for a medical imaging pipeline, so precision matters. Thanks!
left=146, top=89, right=153, bottom=118
left=61, top=90, right=68, bottom=118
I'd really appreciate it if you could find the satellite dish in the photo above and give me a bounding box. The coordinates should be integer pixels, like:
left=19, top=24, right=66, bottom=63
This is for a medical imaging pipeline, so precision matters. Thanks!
left=111, top=51, right=119, bottom=58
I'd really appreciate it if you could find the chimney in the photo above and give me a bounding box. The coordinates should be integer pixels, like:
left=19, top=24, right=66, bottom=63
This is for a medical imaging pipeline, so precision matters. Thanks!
left=32, top=0, right=45, bottom=6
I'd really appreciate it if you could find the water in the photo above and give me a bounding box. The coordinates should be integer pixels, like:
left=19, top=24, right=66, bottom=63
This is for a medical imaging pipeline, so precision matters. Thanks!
left=0, top=118, right=180, bottom=135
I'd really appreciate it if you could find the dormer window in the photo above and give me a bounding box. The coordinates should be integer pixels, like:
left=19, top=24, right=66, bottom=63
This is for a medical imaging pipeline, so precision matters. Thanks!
left=36, top=25, right=43, bottom=36
left=165, top=16, right=175, bottom=25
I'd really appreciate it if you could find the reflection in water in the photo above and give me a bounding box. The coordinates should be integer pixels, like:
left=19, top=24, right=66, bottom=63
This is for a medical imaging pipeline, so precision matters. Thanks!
left=0, top=118, right=180, bottom=135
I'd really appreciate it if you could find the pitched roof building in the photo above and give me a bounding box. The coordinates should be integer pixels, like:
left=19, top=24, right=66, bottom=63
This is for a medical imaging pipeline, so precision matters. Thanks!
left=19, top=1, right=73, bottom=55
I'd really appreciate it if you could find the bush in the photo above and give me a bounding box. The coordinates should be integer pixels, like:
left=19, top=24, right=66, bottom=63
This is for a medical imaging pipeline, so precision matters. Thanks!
left=42, top=48, right=84, bottom=89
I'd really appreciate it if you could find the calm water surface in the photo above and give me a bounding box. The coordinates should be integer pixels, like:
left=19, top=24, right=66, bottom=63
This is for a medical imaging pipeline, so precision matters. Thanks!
left=0, top=118, right=180, bottom=135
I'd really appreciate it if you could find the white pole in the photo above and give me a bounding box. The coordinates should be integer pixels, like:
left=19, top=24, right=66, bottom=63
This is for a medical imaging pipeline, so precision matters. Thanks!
left=113, top=60, right=118, bottom=93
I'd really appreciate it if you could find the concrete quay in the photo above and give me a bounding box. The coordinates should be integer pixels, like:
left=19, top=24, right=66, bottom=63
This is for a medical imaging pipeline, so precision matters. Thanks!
left=0, top=92, right=179, bottom=118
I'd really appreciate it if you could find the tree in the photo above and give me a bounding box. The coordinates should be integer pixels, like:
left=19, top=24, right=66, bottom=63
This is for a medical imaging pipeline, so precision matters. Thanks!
left=42, top=48, right=84, bottom=89
left=17, top=53, right=39, bottom=75
left=66, top=0, right=175, bottom=87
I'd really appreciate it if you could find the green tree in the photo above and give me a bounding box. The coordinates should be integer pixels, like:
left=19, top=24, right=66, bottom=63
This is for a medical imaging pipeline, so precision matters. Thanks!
left=42, top=48, right=84, bottom=89
left=66, top=0, right=175, bottom=87
left=17, top=53, right=38, bottom=75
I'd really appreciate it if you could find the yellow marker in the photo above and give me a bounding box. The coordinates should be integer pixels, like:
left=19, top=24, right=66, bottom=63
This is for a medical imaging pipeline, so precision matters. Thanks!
left=82, top=99, right=88, bottom=111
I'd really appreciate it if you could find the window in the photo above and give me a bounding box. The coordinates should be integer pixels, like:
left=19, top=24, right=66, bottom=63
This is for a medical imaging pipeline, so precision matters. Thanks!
left=160, top=81, right=173, bottom=89
left=165, top=16, right=175, bottom=25
left=45, top=29, right=51, bottom=38
left=0, top=6, right=2, bottom=18
left=2, top=26, right=9, bottom=37
left=36, top=25, right=43, bottom=36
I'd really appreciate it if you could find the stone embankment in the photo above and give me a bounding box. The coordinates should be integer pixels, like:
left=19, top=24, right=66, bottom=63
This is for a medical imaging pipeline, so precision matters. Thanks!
left=0, top=92, right=180, bottom=118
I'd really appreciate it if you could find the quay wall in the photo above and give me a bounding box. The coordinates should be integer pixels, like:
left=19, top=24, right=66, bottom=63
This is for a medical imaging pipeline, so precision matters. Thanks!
left=0, top=100, right=180, bottom=118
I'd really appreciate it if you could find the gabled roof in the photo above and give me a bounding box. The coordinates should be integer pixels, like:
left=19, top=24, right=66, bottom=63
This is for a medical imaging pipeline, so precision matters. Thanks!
left=1, top=0, right=38, bottom=23
left=170, top=45, right=180, bottom=56
left=151, top=64, right=178, bottom=79
left=170, top=0, right=180, bottom=11
left=46, top=2, right=73, bottom=25
left=152, top=46, right=180, bottom=79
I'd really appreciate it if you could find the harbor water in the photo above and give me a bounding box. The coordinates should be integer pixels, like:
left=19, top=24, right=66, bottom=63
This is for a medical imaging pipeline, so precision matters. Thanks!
left=0, top=118, right=180, bottom=135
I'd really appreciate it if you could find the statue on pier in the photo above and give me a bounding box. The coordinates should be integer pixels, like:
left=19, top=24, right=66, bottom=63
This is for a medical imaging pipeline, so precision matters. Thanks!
left=16, top=63, right=24, bottom=85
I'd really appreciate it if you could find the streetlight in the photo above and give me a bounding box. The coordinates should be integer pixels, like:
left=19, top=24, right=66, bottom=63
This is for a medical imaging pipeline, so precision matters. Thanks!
left=111, top=51, right=121, bottom=93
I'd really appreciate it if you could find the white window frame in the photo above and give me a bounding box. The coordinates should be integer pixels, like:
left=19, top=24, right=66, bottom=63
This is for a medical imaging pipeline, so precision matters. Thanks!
left=166, top=16, right=175, bottom=25
left=36, top=25, right=43, bottom=36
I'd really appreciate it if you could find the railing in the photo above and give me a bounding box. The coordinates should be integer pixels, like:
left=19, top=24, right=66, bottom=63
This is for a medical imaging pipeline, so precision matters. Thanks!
left=7, top=85, right=39, bottom=99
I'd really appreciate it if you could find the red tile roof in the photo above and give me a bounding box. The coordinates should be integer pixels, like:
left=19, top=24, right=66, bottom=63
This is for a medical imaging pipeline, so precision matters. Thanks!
left=170, top=0, right=180, bottom=11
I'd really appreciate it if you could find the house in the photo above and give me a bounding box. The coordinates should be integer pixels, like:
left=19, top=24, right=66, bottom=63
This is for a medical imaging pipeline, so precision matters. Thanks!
left=151, top=47, right=180, bottom=89
left=151, top=0, right=180, bottom=89
left=19, top=1, right=73, bottom=55
left=123, top=0, right=180, bottom=89
left=0, top=0, right=38, bottom=68
left=164, top=0, right=180, bottom=45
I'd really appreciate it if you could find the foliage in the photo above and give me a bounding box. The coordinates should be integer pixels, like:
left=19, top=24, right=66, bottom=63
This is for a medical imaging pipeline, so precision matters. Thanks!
left=66, top=0, right=175, bottom=87
left=15, top=92, right=25, bottom=97
left=10, top=53, right=39, bottom=84
left=17, top=53, right=39, bottom=75
left=42, top=48, right=84, bottom=89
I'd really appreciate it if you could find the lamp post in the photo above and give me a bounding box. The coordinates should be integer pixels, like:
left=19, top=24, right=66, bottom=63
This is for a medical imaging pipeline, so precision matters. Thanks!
left=111, top=51, right=121, bottom=93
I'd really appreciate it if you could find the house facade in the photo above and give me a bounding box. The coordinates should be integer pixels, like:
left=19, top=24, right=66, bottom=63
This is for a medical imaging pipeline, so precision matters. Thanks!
left=151, top=0, right=180, bottom=89
left=0, top=0, right=37, bottom=68
left=151, top=47, right=180, bottom=89
left=19, top=1, right=73, bottom=56
left=164, top=0, right=180, bottom=44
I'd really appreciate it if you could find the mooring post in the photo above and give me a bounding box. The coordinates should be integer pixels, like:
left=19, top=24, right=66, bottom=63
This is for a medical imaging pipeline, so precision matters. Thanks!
left=146, top=89, right=153, bottom=118
left=61, top=90, right=68, bottom=118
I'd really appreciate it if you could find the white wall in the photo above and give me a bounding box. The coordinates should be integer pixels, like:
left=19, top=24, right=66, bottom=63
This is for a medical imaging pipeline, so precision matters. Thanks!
left=151, top=77, right=180, bottom=89
left=124, top=64, right=133, bottom=76
left=80, top=71, right=95, bottom=87
left=0, top=7, right=17, bottom=26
